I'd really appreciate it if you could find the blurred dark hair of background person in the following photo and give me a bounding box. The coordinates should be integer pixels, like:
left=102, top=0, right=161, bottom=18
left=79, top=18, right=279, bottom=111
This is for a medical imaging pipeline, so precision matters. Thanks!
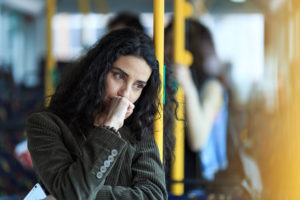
left=107, top=11, right=144, bottom=32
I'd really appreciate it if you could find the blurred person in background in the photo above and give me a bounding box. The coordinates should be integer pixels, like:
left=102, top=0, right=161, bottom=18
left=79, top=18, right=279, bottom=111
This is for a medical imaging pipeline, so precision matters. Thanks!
left=165, top=19, right=230, bottom=194
left=107, top=11, right=144, bottom=32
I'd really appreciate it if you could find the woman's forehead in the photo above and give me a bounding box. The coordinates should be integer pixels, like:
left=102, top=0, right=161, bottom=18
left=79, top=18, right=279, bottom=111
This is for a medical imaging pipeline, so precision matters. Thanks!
left=112, top=55, right=152, bottom=82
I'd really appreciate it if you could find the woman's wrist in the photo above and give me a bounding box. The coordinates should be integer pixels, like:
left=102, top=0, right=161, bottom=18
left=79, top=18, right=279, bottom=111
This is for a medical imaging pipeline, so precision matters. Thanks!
left=99, top=125, right=122, bottom=138
left=103, top=121, right=120, bottom=130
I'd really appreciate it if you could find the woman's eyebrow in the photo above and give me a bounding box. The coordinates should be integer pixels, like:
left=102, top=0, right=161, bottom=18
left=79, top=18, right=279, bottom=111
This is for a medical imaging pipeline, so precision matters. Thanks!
left=137, top=80, right=147, bottom=85
left=111, top=66, right=129, bottom=77
left=111, top=66, right=148, bottom=84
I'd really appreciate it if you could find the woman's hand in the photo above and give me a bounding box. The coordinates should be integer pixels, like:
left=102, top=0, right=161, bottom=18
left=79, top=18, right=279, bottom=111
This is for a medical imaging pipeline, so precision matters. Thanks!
left=43, top=195, right=56, bottom=200
left=94, top=96, right=135, bottom=130
left=173, top=63, right=194, bottom=89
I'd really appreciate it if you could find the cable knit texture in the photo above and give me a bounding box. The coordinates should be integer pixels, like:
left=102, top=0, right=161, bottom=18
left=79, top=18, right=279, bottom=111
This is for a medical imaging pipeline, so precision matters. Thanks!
left=26, top=111, right=167, bottom=200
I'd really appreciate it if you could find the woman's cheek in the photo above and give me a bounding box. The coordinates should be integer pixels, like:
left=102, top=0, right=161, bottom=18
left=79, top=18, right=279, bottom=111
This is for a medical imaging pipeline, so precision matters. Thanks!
left=132, top=92, right=142, bottom=103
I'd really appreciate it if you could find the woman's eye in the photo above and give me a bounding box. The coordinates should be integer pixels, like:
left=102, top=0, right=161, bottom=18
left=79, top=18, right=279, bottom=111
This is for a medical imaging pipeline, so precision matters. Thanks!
left=135, top=83, right=145, bottom=89
left=114, top=73, right=122, bottom=79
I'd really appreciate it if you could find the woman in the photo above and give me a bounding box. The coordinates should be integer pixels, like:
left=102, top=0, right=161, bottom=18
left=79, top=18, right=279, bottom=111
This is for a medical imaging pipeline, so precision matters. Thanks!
left=165, top=19, right=229, bottom=190
left=26, top=28, right=168, bottom=199
left=106, top=13, right=177, bottom=175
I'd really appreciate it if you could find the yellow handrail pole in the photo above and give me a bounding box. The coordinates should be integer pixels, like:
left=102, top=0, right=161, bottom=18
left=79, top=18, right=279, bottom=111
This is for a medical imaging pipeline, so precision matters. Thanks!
left=171, top=86, right=185, bottom=195
left=171, top=0, right=193, bottom=196
left=153, top=0, right=165, bottom=162
left=93, top=0, right=109, bottom=13
left=77, top=0, right=91, bottom=14
left=45, top=0, right=56, bottom=105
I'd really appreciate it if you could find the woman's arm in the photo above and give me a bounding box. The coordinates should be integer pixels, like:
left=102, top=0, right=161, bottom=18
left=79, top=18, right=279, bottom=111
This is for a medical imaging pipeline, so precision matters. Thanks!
left=27, top=112, right=128, bottom=200
left=173, top=64, right=224, bottom=152
left=95, top=134, right=167, bottom=200
left=27, top=112, right=167, bottom=200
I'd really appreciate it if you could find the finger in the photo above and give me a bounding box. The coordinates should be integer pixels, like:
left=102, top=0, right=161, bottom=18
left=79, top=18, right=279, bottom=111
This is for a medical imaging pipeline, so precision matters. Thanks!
left=128, top=102, right=135, bottom=111
left=117, top=96, right=132, bottom=110
left=125, top=103, right=134, bottom=118
left=43, top=195, right=56, bottom=200
left=125, top=109, right=133, bottom=119
left=113, top=97, right=130, bottom=118
left=122, top=99, right=134, bottom=119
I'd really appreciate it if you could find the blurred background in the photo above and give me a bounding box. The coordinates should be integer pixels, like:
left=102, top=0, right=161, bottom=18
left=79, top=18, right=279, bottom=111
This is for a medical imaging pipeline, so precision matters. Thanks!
left=0, top=0, right=299, bottom=199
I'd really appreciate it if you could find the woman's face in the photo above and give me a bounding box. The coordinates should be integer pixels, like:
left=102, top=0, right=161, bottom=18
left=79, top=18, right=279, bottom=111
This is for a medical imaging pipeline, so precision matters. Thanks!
left=104, top=55, right=152, bottom=104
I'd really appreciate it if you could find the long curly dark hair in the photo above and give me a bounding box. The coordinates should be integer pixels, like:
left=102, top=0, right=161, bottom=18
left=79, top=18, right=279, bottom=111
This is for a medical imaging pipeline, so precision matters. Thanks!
left=44, top=28, right=176, bottom=167
left=163, top=64, right=177, bottom=172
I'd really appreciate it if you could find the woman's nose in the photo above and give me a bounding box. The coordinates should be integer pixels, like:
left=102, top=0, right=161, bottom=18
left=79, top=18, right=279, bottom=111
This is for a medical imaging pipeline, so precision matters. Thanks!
left=117, top=85, right=130, bottom=99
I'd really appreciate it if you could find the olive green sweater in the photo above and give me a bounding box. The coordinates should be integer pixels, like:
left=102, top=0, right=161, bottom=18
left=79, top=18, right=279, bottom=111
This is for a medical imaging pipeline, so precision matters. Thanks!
left=26, top=112, right=167, bottom=200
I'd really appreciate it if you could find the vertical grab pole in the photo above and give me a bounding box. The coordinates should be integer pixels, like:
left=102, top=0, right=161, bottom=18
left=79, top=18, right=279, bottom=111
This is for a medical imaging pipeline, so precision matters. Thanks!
left=171, top=0, right=193, bottom=196
left=77, top=0, right=91, bottom=14
left=45, top=0, right=56, bottom=105
left=154, top=0, right=165, bottom=162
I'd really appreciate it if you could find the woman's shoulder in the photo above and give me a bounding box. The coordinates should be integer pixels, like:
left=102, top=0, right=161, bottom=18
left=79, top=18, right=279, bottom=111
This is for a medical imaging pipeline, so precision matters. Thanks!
left=27, top=111, right=60, bottom=122
left=202, top=79, right=223, bottom=95
left=26, top=111, right=65, bottom=131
